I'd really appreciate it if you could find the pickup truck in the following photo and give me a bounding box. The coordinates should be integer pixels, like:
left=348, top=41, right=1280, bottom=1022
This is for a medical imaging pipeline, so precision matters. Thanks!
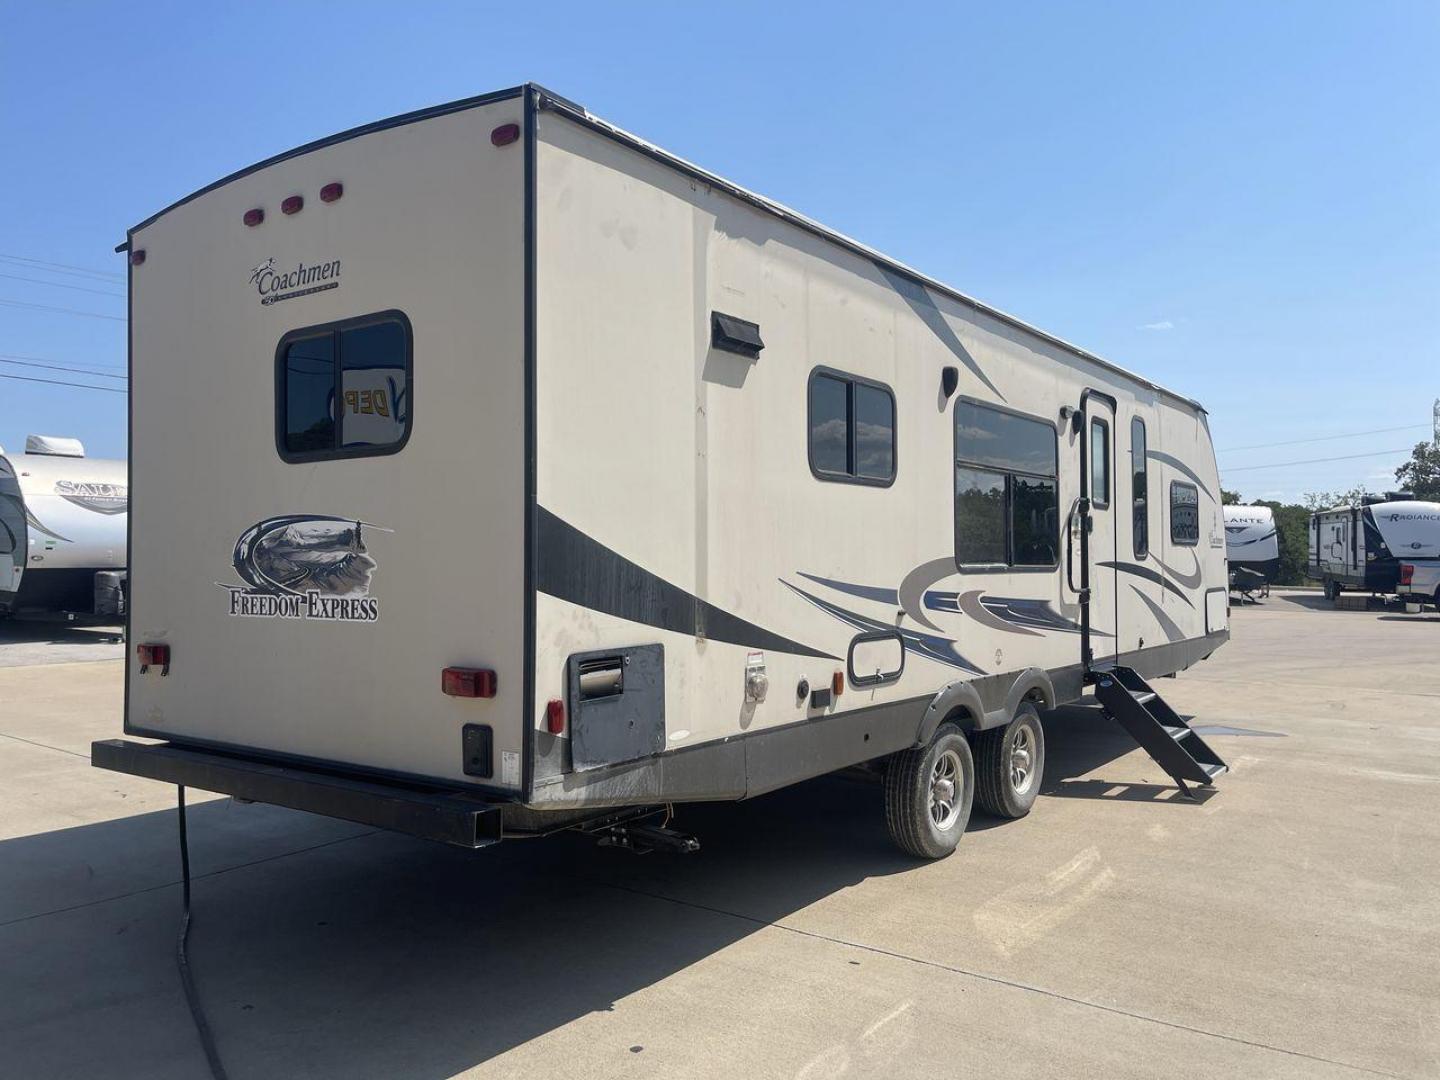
left=1397, top=560, right=1440, bottom=610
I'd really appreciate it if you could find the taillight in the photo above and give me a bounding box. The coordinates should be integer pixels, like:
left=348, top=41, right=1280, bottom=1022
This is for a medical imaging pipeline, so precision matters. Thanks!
left=281, top=195, right=303, bottom=215
left=546, top=699, right=565, bottom=734
left=442, top=667, right=497, bottom=698
left=1400, top=564, right=1414, bottom=585
left=137, top=643, right=170, bottom=675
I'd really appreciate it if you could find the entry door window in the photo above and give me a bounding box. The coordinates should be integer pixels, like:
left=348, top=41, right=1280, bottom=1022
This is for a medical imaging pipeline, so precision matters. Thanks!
left=1090, top=418, right=1111, bottom=509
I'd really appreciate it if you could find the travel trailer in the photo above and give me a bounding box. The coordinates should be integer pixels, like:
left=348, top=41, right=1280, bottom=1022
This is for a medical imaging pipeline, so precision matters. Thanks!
left=1223, top=504, right=1279, bottom=599
left=0, top=435, right=127, bottom=620
left=1309, top=496, right=1440, bottom=601
left=94, top=85, right=1229, bottom=860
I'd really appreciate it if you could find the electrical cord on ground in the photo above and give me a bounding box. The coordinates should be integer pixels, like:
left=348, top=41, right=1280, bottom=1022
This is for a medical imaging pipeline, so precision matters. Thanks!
left=176, top=786, right=230, bottom=1080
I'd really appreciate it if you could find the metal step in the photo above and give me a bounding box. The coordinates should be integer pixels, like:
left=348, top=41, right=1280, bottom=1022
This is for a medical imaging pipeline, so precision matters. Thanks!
left=1092, top=667, right=1228, bottom=793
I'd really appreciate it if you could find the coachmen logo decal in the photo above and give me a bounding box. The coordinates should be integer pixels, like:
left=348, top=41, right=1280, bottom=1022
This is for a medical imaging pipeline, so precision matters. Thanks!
left=55, top=479, right=128, bottom=515
left=249, top=256, right=340, bottom=307
left=220, top=515, right=388, bottom=622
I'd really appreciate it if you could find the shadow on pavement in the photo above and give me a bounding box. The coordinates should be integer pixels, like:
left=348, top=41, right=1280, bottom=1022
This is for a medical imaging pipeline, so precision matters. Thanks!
left=0, top=770, right=932, bottom=1078
left=2, top=707, right=1229, bottom=1077
left=1037, top=704, right=1217, bottom=805
left=0, top=618, right=123, bottom=645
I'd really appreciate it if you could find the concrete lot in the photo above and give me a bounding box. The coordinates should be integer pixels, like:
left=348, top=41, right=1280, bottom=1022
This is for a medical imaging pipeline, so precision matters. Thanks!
left=1, top=594, right=1437, bottom=1079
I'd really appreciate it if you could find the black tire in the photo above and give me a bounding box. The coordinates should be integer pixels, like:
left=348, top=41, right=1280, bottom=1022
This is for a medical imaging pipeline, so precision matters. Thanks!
left=1325, top=579, right=1341, bottom=602
left=974, top=702, right=1046, bottom=819
left=884, top=722, right=974, bottom=859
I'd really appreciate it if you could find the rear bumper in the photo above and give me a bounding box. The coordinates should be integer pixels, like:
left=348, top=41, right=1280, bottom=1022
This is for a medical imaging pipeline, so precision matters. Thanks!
left=91, top=738, right=504, bottom=849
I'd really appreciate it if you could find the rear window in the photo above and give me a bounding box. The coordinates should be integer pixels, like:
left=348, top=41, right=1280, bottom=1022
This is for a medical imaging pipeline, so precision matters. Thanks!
left=277, top=311, right=412, bottom=461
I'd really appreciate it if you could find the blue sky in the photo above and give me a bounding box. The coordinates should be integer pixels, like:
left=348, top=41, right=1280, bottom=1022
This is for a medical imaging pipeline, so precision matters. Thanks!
left=1, top=2, right=1435, bottom=502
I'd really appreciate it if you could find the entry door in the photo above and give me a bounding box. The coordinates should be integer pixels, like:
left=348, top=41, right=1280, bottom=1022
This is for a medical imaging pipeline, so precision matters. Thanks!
left=1083, top=397, right=1118, bottom=663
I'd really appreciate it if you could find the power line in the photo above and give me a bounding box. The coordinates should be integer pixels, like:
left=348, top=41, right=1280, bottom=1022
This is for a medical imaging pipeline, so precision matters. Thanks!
left=0, top=371, right=125, bottom=394
left=0, top=252, right=124, bottom=283
left=1219, top=423, right=1430, bottom=453
left=0, top=270, right=125, bottom=298
left=0, top=357, right=125, bottom=380
left=0, top=351, right=126, bottom=372
left=0, top=297, right=125, bottom=322
left=1221, top=447, right=1414, bottom=474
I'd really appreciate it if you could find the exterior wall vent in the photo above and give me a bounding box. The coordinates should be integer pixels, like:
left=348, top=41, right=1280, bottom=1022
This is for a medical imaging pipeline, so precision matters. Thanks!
left=710, top=311, right=764, bottom=360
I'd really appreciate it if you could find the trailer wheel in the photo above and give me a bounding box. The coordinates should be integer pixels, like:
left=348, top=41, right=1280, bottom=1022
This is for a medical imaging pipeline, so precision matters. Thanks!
left=974, top=702, right=1045, bottom=819
left=884, top=722, right=974, bottom=859
left=1325, top=579, right=1341, bottom=602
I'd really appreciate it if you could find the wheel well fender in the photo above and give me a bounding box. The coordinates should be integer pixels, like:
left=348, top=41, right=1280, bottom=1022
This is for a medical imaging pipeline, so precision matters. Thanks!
left=974, top=668, right=1056, bottom=731
left=916, top=680, right=986, bottom=745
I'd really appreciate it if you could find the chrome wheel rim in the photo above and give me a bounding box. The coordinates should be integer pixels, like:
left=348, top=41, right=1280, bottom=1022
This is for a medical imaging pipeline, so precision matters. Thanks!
left=929, top=749, right=963, bottom=830
left=1010, top=725, right=1036, bottom=794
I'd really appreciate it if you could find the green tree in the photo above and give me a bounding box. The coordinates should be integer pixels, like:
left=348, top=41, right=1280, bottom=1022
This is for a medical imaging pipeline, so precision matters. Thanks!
left=1394, top=441, right=1440, bottom=500
left=1302, top=486, right=1370, bottom=511
left=1254, top=500, right=1313, bottom=585
left=1221, top=489, right=1242, bottom=505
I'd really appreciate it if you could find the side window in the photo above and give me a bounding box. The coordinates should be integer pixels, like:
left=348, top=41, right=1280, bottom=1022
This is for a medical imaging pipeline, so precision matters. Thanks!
left=955, top=400, right=1059, bottom=568
left=1170, top=481, right=1199, bottom=545
left=1090, top=417, right=1111, bottom=509
left=1131, top=417, right=1148, bottom=558
left=807, top=369, right=896, bottom=485
left=277, top=311, right=412, bottom=462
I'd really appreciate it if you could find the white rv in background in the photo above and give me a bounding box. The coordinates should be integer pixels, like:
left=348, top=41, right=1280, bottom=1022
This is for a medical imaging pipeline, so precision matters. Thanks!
left=1224, top=505, right=1279, bottom=598
left=0, top=435, right=127, bottom=620
left=95, top=84, right=1230, bottom=860
left=1309, top=497, right=1440, bottom=602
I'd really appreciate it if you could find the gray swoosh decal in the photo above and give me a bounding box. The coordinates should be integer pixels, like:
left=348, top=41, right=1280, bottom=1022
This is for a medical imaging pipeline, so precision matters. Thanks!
left=24, top=508, right=71, bottom=543
left=876, top=264, right=1006, bottom=402
left=795, top=572, right=899, bottom=605
left=1099, top=560, right=1195, bottom=608
left=898, top=557, right=958, bottom=632
left=782, top=580, right=984, bottom=674
left=1151, top=547, right=1202, bottom=589
left=537, top=508, right=838, bottom=659
left=1147, top=450, right=1213, bottom=501
left=1230, top=531, right=1276, bottom=547
left=958, top=589, right=1041, bottom=637
left=1130, top=584, right=1184, bottom=643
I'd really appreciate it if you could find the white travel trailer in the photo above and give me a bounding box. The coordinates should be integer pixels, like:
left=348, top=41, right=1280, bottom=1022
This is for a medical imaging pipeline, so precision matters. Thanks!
left=94, top=85, right=1229, bottom=860
left=1309, top=496, right=1440, bottom=601
left=0, top=435, right=127, bottom=619
left=1223, top=504, right=1279, bottom=598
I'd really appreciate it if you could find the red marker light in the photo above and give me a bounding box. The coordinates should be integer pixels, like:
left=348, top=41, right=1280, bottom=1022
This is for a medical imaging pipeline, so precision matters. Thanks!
left=442, top=667, right=497, bottom=698
left=129, top=249, right=146, bottom=266
left=281, top=195, right=303, bottom=216
left=320, top=182, right=344, bottom=203
left=490, top=123, right=521, bottom=147
left=243, top=207, right=264, bottom=227
left=546, top=699, right=565, bottom=734
left=137, top=643, right=170, bottom=675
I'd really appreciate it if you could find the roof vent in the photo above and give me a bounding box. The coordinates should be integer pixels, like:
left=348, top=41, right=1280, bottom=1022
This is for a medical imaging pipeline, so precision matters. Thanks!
left=26, top=434, right=86, bottom=457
